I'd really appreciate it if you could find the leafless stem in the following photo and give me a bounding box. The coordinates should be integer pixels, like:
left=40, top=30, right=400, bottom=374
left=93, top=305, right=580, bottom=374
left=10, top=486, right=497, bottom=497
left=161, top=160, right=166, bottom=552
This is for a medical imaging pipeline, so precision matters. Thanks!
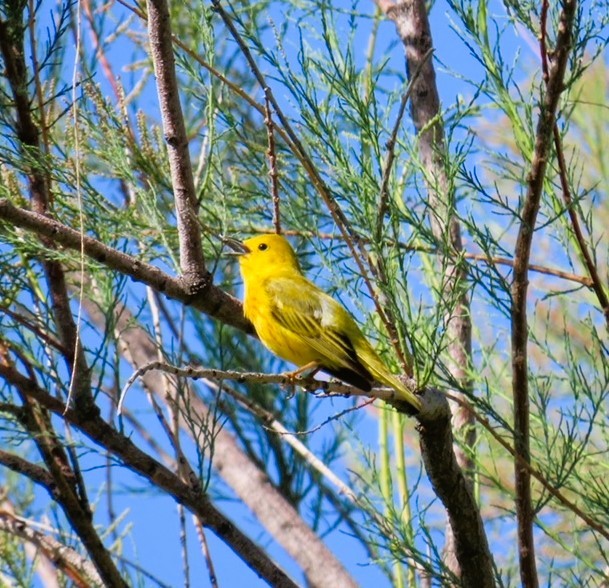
left=264, top=94, right=281, bottom=234
left=511, top=1, right=576, bottom=586
left=553, top=126, right=609, bottom=328
left=194, top=515, right=219, bottom=588
left=375, top=47, right=433, bottom=241
left=146, top=0, right=207, bottom=289
left=117, top=361, right=419, bottom=414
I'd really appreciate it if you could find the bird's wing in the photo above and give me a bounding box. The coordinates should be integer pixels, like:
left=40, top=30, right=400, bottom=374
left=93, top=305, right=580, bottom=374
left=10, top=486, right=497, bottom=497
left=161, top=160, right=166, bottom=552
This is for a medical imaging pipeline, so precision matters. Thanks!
left=265, top=277, right=373, bottom=389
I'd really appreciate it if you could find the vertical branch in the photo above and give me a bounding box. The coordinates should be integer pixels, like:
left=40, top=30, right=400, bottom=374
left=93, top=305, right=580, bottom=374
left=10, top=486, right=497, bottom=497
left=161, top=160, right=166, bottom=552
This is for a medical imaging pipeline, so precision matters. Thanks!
left=379, top=0, right=475, bottom=576
left=146, top=0, right=207, bottom=288
left=510, top=1, right=576, bottom=586
left=0, top=7, right=94, bottom=415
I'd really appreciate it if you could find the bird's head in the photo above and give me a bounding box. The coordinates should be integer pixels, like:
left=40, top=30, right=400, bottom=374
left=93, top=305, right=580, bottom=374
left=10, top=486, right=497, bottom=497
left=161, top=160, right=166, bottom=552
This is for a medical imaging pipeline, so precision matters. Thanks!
left=224, top=234, right=301, bottom=279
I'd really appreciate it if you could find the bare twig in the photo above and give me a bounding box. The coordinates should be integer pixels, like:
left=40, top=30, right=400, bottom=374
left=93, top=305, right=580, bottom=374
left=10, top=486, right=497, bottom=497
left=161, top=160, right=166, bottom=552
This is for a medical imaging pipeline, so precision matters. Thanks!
left=375, top=47, right=433, bottom=241
left=262, top=228, right=595, bottom=286
left=264, top=94, right=281, bottom=234
left=511, top=1, right=577, bottom=586
left=552, top=128, right=609, bottom=328
left=117, top=362, right=417, bottom=415
left=194, top=515, right=219, bottom=588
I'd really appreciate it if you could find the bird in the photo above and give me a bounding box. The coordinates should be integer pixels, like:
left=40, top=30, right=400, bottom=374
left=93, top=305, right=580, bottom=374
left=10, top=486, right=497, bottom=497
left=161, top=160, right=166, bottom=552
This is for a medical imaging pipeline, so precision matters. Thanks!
left=225, top=234, right=421, bottom=413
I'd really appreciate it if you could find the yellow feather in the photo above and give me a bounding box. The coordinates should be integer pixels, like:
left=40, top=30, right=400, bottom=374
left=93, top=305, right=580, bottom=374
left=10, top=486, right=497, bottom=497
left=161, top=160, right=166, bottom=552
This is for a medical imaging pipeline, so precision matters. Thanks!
left=229, top=234, right=420, bottom=413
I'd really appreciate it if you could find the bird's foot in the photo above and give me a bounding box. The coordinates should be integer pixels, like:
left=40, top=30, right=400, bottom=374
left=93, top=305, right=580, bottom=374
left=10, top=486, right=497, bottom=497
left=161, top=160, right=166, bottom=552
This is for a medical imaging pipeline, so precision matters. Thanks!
left=282, top=362, right=321, bottom=397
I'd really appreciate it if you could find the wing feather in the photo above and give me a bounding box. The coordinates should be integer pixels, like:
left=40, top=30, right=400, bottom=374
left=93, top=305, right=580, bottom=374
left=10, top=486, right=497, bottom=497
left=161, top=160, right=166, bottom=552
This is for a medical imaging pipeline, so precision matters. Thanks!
left=265, top=277, right=373, bottom=390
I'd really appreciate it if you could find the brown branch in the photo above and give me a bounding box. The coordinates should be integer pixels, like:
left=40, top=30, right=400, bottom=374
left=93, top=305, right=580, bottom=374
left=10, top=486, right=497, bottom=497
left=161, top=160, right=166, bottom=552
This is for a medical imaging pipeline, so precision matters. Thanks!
left=0, top=199, right=253, bottom=335
left=83, top=296, right=358, bottom=588
left=416, top=389, right=494, bottom=587
left=0, top=8, right=93, bottom=415
left=0, top=448, right=54, bottom=488
left=266, top=228, right=594, bottom=287
left=553, top=125, right=609, bottom=327
left=380, top=0, right=481, bottom=580
left=146, top=0, right=207, bottom=288
left=511, top=1, right=576, bottom=586
left=0, top=358, right=298, bottom=588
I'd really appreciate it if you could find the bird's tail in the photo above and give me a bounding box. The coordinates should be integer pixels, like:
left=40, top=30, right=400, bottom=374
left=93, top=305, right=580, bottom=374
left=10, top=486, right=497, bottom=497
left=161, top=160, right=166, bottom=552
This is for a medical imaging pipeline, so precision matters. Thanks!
left=373, top=367, right=421, bottom=414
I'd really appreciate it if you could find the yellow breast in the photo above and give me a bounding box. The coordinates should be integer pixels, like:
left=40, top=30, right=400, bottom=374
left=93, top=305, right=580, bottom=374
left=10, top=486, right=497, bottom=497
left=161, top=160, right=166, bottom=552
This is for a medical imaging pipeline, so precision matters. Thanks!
left=244, top=281, right=319, bottom=367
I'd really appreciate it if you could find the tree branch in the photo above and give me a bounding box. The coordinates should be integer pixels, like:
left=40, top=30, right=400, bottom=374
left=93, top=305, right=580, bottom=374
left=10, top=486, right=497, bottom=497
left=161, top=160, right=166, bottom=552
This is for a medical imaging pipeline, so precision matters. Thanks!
left=417, top=391, right=494, bottom=587
left=0, top=352, right=298, bottom=587
left=0, top=199, right=253, bottom=334
left=511, top=1, right=576, bottom=586
left=146, top=0, right=207, bottom=288
left=379, top=0, right=479, bottom=579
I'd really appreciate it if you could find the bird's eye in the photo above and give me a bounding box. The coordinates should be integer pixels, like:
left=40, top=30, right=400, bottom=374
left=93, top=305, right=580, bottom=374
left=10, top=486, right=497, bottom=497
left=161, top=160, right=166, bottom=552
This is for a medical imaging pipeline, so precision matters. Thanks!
left=258, top=243, right=268, bottom=251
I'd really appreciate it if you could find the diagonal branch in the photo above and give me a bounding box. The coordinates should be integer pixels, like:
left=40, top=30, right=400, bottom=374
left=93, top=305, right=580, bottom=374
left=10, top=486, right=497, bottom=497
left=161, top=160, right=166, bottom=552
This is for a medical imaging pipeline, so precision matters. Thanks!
left=0, top=352, right=298, bottom=588
left=0, top=199, right=252, bottom=334
left=510, top=1, right=577, bottom=586
left=552, top=124, right=609, bottom=329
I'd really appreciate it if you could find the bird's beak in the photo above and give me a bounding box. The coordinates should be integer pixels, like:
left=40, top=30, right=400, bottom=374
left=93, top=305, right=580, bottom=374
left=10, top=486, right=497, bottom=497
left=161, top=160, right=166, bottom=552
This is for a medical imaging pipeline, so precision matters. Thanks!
left=223, top=237, right=250, bottom=256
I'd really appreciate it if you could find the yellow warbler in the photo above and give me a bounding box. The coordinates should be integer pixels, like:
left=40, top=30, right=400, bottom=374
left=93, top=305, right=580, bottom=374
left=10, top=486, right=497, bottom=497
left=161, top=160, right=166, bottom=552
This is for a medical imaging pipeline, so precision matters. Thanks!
left=226, top=234, right=421, bottom=413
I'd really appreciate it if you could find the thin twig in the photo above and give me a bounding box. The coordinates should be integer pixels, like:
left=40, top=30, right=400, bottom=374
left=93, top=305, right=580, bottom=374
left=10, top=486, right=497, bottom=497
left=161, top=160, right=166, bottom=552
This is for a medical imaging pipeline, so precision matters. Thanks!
left=117, top=361, right=416, bottom=415
left=552, top=125, right=609, bottom=328
left=264, top=93, right=281, bottom=234
left=193, top=516, right=219, bottom=588
left=375, top=47, right=433, bottom=241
